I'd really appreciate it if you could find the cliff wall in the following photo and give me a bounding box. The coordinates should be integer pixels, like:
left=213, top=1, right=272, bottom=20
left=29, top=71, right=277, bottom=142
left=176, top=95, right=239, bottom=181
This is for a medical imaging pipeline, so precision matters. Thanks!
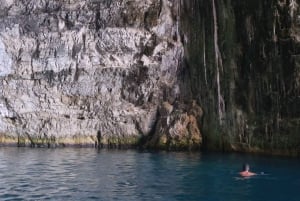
left=0, top=0, right=202, bottom=148
left=1, top=0, right=299, bottom=155
left=181, top=0, right=300, bottom=155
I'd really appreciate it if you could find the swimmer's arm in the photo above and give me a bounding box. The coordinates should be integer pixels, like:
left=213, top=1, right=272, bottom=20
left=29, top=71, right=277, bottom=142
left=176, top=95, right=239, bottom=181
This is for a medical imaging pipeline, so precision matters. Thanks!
left=248, top=172, right=257, bottom=176
left=239, top=171, right=257, bottom=177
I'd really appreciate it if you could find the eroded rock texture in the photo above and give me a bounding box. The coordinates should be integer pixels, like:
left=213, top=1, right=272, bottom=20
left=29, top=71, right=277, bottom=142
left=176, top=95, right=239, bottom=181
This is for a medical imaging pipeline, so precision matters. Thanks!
left=181, top=0, right=300, bottom=155
left=146, top=100, right=202, bottom=150
left=0, top=0, right=202, bottom=148
left=4, top=0, right=299, bottom=155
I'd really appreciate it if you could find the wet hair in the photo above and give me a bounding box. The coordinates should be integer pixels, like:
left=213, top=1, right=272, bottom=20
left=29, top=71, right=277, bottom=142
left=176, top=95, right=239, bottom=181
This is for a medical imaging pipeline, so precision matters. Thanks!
left=243, top=164, right=250, bottom=171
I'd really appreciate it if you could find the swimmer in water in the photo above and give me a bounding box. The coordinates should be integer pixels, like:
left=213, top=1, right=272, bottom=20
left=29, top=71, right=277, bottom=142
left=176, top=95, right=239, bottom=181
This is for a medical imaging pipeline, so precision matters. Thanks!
left=239, top=164, right=257, bottom=177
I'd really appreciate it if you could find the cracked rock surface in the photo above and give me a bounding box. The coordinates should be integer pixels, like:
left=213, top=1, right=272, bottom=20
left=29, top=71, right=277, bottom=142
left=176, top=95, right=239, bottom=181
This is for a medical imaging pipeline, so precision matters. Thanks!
left=0, top=0, right=202, bottom=148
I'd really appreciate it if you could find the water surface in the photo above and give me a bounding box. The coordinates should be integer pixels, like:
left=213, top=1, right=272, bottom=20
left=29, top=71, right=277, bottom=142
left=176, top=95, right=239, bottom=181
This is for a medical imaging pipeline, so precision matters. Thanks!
left=0, top=147, right=299, bottom=201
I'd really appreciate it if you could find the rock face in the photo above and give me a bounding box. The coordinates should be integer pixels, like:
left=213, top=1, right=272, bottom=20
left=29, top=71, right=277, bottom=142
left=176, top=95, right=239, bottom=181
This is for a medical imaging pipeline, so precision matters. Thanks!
left=2, top=0, right=299, bottom=155
left=181, top=0, right=300, bottom=155
left=0, top=0, right=202, bottom=149
left=146, top=100, right=203, bottom=150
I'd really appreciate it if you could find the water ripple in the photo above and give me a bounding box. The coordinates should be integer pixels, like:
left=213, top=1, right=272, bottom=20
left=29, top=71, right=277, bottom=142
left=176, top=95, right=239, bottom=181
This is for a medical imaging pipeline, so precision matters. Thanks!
left=0, top=148, right=299, bottom=201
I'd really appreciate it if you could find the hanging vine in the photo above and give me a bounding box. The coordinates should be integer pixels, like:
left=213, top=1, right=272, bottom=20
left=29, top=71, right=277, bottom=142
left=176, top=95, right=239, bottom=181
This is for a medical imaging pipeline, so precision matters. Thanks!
left=212, top=0, right=225, bottom=125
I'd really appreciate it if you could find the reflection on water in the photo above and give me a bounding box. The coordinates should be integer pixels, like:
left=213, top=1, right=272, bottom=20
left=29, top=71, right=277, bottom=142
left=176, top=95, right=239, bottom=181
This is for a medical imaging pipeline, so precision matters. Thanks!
left=0, top=148, right=299, bottom=201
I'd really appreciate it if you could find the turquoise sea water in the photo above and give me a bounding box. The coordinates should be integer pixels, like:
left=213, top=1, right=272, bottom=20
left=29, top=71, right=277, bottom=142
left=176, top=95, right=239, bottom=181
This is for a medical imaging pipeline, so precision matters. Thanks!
left=0, top=147, right=299, bottom=201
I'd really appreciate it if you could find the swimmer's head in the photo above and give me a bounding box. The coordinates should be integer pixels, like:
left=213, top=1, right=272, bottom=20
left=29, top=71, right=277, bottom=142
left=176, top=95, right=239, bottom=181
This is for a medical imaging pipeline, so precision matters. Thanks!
left=243, top=164, right=250, bottom=171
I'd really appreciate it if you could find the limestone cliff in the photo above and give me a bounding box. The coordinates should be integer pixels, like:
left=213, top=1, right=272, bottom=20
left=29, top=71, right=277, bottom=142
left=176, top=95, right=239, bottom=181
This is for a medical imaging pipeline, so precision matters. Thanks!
left=181, top=0, right=300, bottom=155
left=0, top=0, right=202, bottom=149
left=1, top=0, right=299, bottom=155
